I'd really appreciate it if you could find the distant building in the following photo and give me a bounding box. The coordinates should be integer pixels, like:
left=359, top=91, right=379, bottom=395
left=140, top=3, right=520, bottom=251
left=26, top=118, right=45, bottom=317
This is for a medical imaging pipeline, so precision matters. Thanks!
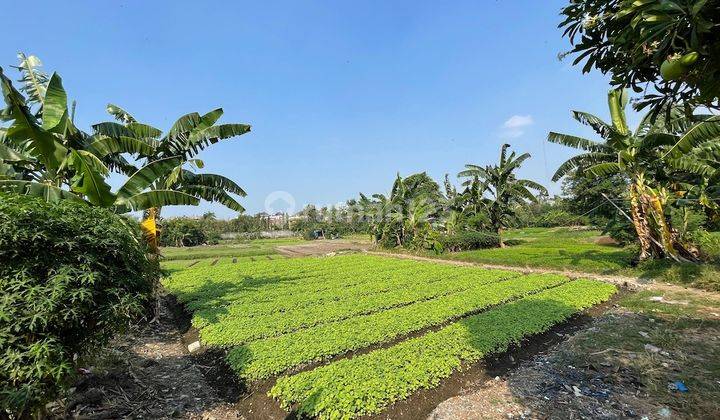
left=256, top=212, right=289, bottom=229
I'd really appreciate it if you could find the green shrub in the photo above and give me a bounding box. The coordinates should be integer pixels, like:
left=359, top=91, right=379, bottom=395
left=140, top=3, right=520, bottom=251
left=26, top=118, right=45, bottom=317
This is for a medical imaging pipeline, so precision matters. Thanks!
left=694, top=230, right=720, bottom=263
left=439, top=231, right=500, bottom=252
left=602, top=216, right=637, bottom=246
left=0, top=194, right=156, bottom=417
left=159, top=217, right=220, bottom=247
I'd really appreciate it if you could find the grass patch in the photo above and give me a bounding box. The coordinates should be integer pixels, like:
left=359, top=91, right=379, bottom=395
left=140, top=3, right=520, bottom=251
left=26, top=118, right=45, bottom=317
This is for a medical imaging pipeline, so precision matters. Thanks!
left=435, top=227, right=720, bottom=291
left=160, top=237, right=303, bottom=261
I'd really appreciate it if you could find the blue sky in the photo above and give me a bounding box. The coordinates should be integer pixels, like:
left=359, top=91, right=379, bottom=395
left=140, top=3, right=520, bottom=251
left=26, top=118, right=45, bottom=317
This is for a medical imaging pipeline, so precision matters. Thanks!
left=3, top=0, right=631, bottom=218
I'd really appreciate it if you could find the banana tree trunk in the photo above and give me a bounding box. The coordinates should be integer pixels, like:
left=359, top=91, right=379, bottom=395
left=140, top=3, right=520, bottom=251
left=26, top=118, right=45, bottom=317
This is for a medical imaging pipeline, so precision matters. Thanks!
left=497, top=226, right=505, bottom=248
left=631, top=179, right=697, bottom=263
left=629, top=183, right=655, bottom=260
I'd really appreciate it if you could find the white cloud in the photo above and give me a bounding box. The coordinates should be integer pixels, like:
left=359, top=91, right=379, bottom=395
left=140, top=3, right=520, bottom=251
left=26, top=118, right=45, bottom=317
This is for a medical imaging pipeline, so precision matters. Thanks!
left=503, top=115, right=534, bottom=129
left=500, top=115, right=534, bottom=139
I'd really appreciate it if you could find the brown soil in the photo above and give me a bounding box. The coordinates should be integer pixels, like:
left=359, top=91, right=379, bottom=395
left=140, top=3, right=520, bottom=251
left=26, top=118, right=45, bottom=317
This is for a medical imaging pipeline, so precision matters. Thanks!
left=276, top=239, right=370, bottom=257
left=595, top=236, right=620, bottom=246
left=49, top=295, right=244, bottom=420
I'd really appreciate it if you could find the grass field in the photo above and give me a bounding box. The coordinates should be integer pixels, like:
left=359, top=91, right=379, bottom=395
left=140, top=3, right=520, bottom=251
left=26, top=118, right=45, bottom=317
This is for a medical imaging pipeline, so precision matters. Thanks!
left=437, top=227, right=720, bottom=291
left=160, top=237, right=303, bottom=261
left=163, top=253, right=616, bottom=418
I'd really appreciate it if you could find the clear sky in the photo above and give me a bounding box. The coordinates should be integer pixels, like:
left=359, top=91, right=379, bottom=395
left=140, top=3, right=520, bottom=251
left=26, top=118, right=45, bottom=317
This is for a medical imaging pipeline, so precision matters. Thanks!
left=3, top=0, right=632, bottom=218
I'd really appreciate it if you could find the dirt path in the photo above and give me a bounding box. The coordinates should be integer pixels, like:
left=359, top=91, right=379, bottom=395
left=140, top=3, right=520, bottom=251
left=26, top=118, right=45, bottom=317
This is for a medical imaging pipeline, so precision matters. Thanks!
left=276, top=238, right=370, bottom=256
left=52, top=297, right=243, bottom=420
left=368, top=251, right=720, bottom=299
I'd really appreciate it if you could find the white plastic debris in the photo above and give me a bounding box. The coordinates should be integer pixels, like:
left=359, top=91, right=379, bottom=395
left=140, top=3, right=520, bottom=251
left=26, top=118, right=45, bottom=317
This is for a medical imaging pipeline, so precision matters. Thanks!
left=187, top=341, right=201, bottom=353
left=644, top=344, right=661, bottom=353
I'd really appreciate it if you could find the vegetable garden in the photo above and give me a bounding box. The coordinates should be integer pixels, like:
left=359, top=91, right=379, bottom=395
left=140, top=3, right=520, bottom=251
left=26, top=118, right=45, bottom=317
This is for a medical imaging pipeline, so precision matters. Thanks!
left=164, top=254, right=616, bottom=419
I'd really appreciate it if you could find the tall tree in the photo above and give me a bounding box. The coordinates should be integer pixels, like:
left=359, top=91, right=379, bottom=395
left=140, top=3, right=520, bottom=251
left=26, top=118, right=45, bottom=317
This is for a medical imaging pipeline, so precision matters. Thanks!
left=458, top=144, right=547, bottom=247
left=549, top=89, right=719, bottom=261
left=559, top=0, right=720, bottom=113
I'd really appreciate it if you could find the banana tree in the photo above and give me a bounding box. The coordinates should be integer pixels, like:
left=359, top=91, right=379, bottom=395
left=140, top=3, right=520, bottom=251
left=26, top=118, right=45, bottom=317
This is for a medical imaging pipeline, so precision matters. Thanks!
left=548, top=89, right=719, bottom=262
left=458, top=144, right=547, bottom=247
left=1, top=54, right=251, bottom=250
left=91, top=103, right=251, bottom=245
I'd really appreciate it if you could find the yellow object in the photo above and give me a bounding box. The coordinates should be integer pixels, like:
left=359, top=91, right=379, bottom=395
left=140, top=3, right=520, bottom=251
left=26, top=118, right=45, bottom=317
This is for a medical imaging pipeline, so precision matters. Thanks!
left=140, top=208, right=159, bottom=252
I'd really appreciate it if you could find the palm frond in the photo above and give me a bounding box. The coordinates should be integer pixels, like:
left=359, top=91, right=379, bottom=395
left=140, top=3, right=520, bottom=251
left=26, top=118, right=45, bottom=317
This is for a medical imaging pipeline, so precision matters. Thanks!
left=114, top=190, right=200, bottom=213
left=116, top=156, right=183, bottom=199
left=92, top=121, right=137, bottom=138
left=181, top=185, right=245, bottom=212
left=86, top=135, right=158, bottom=158
left=106, top=103, right=137, bottom=123
left=551, top=152, right=613, bottom=181
left=14, top=53, right=48, bottom=107
left=587, top=162, right=622, bottom=178
left=547, top=132, right=607, bottom=152
left=666, top=157, right=716, bottom=177
left=178, top=171, right=247, bottom=196
left=572, top=111, right=614, bottom=138
left=662, top=116, right=720, bottom=158
left=127, top=122, right=162, bottom=139
left=0, top=179, right=83, bottom=203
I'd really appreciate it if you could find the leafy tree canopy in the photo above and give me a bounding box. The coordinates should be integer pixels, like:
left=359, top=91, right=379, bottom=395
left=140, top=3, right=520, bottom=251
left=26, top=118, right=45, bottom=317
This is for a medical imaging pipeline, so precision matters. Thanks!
left=560, top=0, right=720, bottom=113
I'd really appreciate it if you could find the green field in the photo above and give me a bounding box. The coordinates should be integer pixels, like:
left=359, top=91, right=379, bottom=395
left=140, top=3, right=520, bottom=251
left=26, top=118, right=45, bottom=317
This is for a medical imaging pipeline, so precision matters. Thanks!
left=163, top=253, right=616, bottom=418
left=160, top=237, right=303, bottom=261
left=437, top=227, right=720, bottom=291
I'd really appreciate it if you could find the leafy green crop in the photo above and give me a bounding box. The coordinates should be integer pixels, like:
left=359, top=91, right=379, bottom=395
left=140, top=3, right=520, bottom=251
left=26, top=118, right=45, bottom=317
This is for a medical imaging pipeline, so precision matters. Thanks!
left=227, top=273, right=569, bottom=380
left=269, top=280, right=616, bottom=419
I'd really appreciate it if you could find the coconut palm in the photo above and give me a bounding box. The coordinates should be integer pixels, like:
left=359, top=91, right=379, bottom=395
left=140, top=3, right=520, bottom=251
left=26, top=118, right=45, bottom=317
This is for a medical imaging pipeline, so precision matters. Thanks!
left=459, top=144, right=547, bottom=247
left=548, top=89, right=719, bottom=261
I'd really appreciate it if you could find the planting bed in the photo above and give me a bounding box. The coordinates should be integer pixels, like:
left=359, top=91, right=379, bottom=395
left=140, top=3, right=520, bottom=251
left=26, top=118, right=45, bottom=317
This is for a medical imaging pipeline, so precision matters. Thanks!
left=163, top=254, right=616, bottom=419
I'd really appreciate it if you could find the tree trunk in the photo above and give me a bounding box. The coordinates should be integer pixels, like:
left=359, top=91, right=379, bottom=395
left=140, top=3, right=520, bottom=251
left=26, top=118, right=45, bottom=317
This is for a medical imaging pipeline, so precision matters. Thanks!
left=497, top=227, right=505, bottom=248
left=629, top=183, right=653, bottom=260
left=631, top=179, right=698, bottom=263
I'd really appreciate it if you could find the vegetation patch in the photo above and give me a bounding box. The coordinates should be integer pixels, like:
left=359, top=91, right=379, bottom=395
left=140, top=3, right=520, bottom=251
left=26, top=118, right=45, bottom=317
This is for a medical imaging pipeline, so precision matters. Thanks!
left=163, top=253, right=615, bottom=412
left=269, top=280, right=617, bottom=419
left=160, top=237, right=302, bottom=261
left=0, top=194, right=156, bottom=416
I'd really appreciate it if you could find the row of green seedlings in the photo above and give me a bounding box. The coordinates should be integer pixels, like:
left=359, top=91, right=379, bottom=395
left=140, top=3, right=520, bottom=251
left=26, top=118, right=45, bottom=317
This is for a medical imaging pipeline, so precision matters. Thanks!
left=191, top=264, right=515, bottom=328
left=269, top=279, right=617, bottom=419
left=226, top=273, right=572, bottom=380
left=161, top=255, right=263, bottom=271
left=166, top=255, right=473, bottom=314
left=161, top=246, right=284, bottom=261
left=163, top=254, right=413, bottom=307
left=195, top=267, right=519, bottom=343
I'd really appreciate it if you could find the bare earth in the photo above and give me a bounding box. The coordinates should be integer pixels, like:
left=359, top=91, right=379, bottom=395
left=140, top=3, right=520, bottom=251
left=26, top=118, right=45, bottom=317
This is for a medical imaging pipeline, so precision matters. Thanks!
left=51, top=298, right=243, bottom=420
left=276, top=238, right=371, bottom=256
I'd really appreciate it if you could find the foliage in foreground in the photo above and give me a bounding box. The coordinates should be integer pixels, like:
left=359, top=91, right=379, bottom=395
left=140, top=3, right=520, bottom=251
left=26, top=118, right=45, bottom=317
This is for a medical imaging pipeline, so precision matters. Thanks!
left=270, top=279, right=617, bottom=419
left=560, top=0, right=720, bottom=113
left=0, top=194, right=156, bottom=417
left=0, top=54, right=251, bottom=250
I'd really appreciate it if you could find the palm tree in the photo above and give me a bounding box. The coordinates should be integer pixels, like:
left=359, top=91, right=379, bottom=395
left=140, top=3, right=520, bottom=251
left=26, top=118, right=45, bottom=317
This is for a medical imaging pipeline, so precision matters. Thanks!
left=548, top=89, right=719, bottom=262
left=459, top=144, right=547, bottom=247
